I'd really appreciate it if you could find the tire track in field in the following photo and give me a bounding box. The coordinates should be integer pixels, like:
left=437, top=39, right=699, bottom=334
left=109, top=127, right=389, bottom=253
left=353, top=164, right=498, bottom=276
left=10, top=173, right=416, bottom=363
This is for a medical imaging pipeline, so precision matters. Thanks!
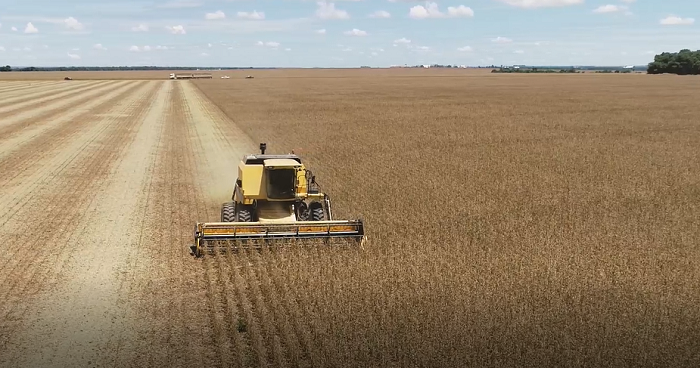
left=0, top=82, right=67, bottom=99
left=125, top=81, right=217, bottom=368
left=0, top=81, right=62, bottom=95
left=181, top=81, right=314, bottom=367
left=0, top=81, right=146, bottom=225
left=0, top=81, right=28, bottom=91
left=0, top=80, right=100, bottom=109
left=0, top=80, right=157, bottom=313
left=0, top=80, right=109, bottom=115
left=0, top=80, right=129, bottom=134
left=0, top=81, right=171, bottom=368
left=0, top=82, right=162, bottom=365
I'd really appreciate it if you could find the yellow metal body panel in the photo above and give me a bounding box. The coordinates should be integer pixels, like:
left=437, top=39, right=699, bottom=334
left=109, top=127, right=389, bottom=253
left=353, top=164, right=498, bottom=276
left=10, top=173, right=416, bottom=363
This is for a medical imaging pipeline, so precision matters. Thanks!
left=263, top=158, right=302, bottom=168
left=296, top=166, right=307, bottom=197
left=238, top=161, right=265, bottom=199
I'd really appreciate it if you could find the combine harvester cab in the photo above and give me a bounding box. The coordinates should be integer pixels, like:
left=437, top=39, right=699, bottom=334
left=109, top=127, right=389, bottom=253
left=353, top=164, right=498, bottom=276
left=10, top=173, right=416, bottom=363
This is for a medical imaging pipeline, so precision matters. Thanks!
left=192, top=143, right=366, bottom=257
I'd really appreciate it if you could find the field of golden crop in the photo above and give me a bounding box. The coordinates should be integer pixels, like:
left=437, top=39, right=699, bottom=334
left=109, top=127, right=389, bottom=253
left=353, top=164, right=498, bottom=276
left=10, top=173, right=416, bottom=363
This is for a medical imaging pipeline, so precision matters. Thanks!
left=0, top=70, right=698, bottom=368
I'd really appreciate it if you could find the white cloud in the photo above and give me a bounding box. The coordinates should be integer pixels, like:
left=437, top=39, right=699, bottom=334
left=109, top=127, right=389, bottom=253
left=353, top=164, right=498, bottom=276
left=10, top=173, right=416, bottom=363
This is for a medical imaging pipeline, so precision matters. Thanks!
left=24, top=22, right=38, bottom=33
left=409, top=3, right=442, bottom=18
left=393, top=37, right=411, bottom=46
left=208, top=43, right=212, bottom=47
left=64, top=17, right=83, bottom=30
left=344, top=28, right=368, bottom=36
left=514, top=50, right=524, bottom=54
left=129, top=45, right=140, bottom=52
left=369, top=10, right=391, bottom=18
left=315, top=28, right=327, bottom=34
left=67, top=52, right=80, bottom=60
left=257, top=41, right=280, bottom=48
left=448, top=5, right=475, bottom=17
left=620, top=0, right=636, bottom=2
left=166, top=25, right=186, bottom=34
left=457, top=46, right=473, bottom=52
left=285, top=48, right=291, bottom=51
left=409, top=2, right=474, bottom=19
left=316, top=1, right=350, bottom=19
left=93, top=43, right=107, bottom=50
left=11, top=27, right=18, bottom=32
left=494, top=0, right=584, bottom=8
left=593, top=5, right=626, bottom=13
left=155, top=45, right=169, bottom=50
left=492, top=36, right=512, bottom=43
left=205, top=10, right=226, bottom=20
left=201, top=52, right=209, bottom=56
left=660, top=16, right=695, bottom=25
left=143, top=45, right=152, bottom=51
left=0, top=46, right=5, bottom=51
left=132, top=24, right=148, bottom=32
left=237, top=11, right=265, bottom=20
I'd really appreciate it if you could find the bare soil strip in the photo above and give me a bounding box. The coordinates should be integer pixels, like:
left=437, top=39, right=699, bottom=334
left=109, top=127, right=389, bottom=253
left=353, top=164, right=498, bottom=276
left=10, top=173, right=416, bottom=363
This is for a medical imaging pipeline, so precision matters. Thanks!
left=0, top=81, right=172, bottom=368
left=0, top=82, right=162, bottom=367
left=0, top=80, right=130, bottom=132
left=0, top=80, right=110, bottom=115
left=0, top=82, right=146, bottom=224
left=125, top=81, right=219, bottom=368
left=119, top=81, right=260, bottom=368
left=0, top=81, right=133, bottom=161
left=0, top=81, right=63, bottom=95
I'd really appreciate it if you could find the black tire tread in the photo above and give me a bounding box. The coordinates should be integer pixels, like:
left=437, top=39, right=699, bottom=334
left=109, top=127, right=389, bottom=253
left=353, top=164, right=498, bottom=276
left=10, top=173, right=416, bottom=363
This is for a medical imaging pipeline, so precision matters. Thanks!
left=221, top=202, right=236, bottom=222
left=309, top=202, right=325, bottom=221
left=237, top=205, right=253, bottom=222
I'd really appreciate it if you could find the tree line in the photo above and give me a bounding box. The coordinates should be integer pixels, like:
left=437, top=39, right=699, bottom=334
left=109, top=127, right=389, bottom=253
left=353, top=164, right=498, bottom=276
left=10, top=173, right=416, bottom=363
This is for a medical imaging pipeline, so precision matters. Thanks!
left=2, top=50, right=700, bottom=75
left=647, top=49, right=700, bottom=75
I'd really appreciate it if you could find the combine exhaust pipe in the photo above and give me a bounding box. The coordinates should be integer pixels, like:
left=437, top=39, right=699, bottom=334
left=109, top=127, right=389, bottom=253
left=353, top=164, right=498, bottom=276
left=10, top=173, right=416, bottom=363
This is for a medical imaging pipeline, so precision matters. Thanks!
left=192, top=219, right=365, bottom=257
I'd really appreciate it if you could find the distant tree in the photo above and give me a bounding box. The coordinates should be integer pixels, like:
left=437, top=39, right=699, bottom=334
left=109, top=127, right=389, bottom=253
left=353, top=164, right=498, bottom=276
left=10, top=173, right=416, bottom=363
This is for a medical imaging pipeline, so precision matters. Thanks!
left=647, top=49, right=700, bottom=75
left=0, top=65, right=11, bottom=72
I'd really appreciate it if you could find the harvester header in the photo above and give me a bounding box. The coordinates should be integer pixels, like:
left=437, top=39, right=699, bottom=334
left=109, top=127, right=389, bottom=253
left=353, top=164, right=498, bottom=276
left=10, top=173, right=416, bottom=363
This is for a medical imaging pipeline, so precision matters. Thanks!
left=191, top=143, right=366, bottom=256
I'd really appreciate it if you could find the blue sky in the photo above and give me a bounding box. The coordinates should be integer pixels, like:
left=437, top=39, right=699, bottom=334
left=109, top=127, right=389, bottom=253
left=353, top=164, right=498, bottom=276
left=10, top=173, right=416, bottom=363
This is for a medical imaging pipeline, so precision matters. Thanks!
left=0, top=0, right=698, bottom=67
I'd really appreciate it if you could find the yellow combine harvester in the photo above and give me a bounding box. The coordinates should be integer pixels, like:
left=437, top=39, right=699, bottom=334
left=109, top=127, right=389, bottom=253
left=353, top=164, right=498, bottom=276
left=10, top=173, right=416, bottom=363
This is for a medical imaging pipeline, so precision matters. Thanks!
left=192, top=143, right=366, bottom=257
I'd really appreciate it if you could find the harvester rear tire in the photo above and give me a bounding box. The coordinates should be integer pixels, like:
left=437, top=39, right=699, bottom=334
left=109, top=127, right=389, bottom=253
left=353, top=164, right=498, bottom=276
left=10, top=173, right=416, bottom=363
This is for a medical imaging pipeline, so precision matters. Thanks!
left=309, top=202, right=325, bottom=221
left=221, top=202, right=236, bottom=222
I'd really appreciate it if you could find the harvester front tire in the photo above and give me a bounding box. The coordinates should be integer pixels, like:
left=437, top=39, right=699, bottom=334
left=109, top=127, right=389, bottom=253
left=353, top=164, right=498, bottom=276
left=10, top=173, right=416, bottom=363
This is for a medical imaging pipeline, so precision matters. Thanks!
left=237, top=205, right=253, bottom=222
left=309, top=202, right=325, bottom=221
left=221, top=202, right=236, bottom=222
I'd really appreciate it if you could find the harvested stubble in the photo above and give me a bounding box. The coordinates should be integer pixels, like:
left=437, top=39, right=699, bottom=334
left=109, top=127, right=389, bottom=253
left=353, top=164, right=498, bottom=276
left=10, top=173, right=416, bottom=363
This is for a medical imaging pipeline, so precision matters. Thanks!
left=193, top=72, right=700, bottom=368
